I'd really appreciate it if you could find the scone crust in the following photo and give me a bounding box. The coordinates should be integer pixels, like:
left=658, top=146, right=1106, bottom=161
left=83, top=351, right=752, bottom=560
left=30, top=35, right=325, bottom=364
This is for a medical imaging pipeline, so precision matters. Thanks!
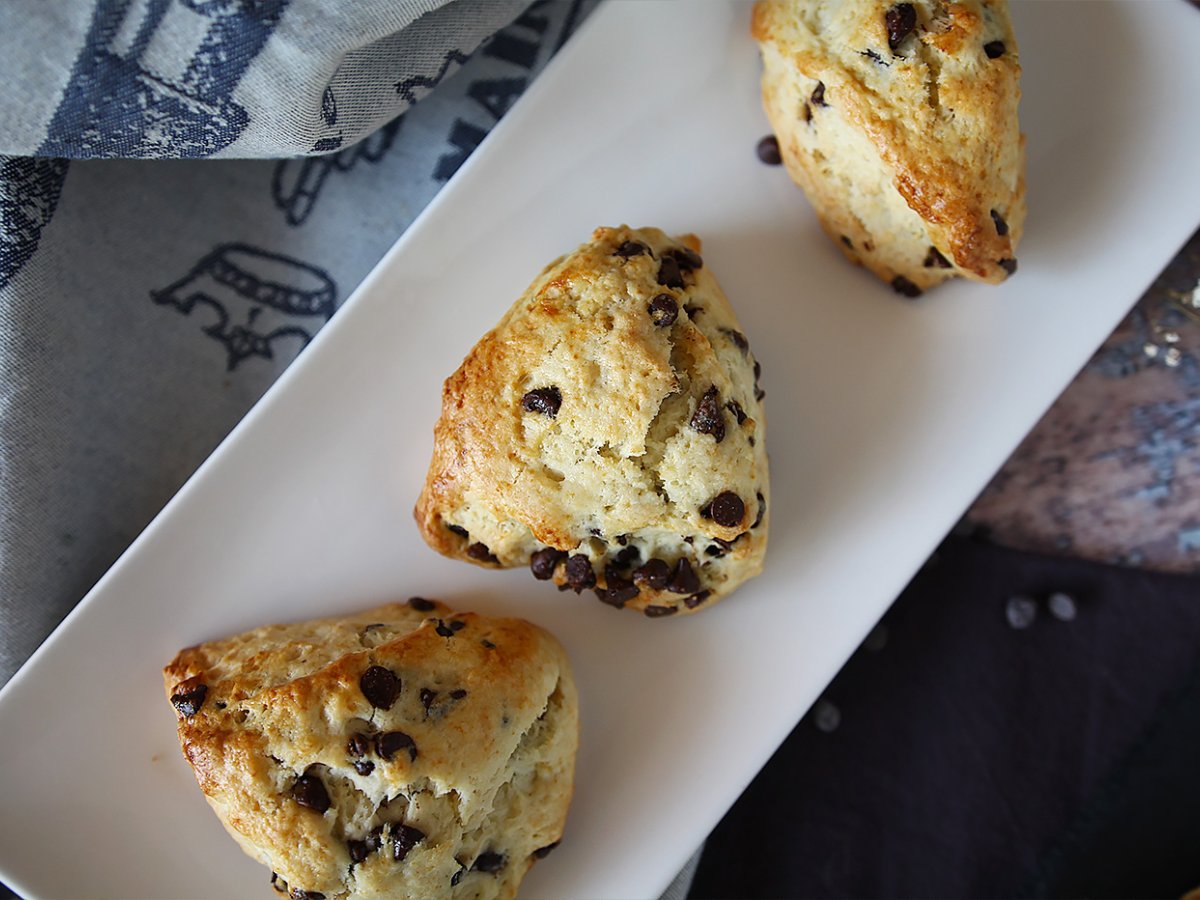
left=416, top=225, right=769, bottom=616
left=164, top=599, right=578, bottom=900
left=753, top=0, right=1025, bottom=290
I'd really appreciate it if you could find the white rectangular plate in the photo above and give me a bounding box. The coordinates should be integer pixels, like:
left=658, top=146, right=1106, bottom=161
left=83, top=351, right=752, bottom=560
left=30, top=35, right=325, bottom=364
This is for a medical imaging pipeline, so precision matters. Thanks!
left=2, top=2, right=1199, bottom=898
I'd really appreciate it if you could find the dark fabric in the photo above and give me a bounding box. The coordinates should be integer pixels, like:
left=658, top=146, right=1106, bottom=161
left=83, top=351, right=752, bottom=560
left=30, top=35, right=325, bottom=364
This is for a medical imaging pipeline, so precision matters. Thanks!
left=689, top=536, right=1200, bottom=899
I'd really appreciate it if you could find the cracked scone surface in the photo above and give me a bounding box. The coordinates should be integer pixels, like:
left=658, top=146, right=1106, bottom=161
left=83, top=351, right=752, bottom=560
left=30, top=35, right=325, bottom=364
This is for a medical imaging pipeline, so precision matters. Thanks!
left=164, top=598, right=577, bottom=900
left=753, top=0, right=1024, bottom=293
left=415, top=225, right=768, bottom=617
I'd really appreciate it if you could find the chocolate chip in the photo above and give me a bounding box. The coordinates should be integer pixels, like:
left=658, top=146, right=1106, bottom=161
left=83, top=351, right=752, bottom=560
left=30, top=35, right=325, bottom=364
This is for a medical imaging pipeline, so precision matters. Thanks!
left=347, top=733, right=371, bottom=758
left=684, top=590, right=712, bottom=609
left=271, top=873, right=288, bottom=893
left=990, top=209, right=1009, bottom=236
left=725, top=400, right=747, bottom=425
left=291, top=774, right=330, bottom=814
left=466, top=542, right=499, bottom=563
left=348, top=839, right=372, bottom=864
left=723, top=329, right=749, bottom=354
left=419, top=688, right=436, bottom=715
left=435, top=619, right=456, bottom=637
left=533, top=841, right=560, bottom=859
left=530, top=547, right=565, bottom=580
left=409, top=596, right=436, bottom=612
left=632, top=559, right=671, bottom=590
left=708, top=491, right=745, bottom=528
left=360, top=665, right=401, bottom=710
left=376, top=731, right=417, bottom=762
left=353, top=760, right=374, bottom=776
left=170, top=684, right=208, bottom=718
left=391, top=824, right=426, bottom=862
left=998, top=257, right=1018, bottom=275
left=615, top=240, right=648, bottom=259
left=657, top=255, right=684, bottom=288
left=481, top=639, right=497, bottom=649
left=614, top=545, right=641, bottom=568
left=450, top=688, right=468, bottom=700
left=667, top=558, right=700, bottom=594
left=521, top=387, right=562, bottom=417
left=886, top=4, right=916, bottom=50
left=924, top=246, right=952, bottom=268
left=565, top=554, right=596, bottom=592
left=891, top=275, right=922, bottom=297
left=756, top=135, right=782, bottom=165
left=690, top=386, right=726, bottom=442
left=753, top=492, right=766, bottom=529
left=446, top=524, right=469, bottom=538
left=615, top=534, right=629, bottom=546
left=648, top=294, right=678, bottom=327
left=290, top=891, right=325, bottom=900
left=473, top=851, right=507, bottom=874
left=841, top=235, right=853, bottom=249
left=669, top=247, right=703, bottom=271
left=644, top=605, right=677, bottom=618
left=596, top=575, right=639, bottom=608
left=984, top=40, right=1006, bottom=59
left=811, top=81, right=827, bottom=107
left=450, top=620, right=465, bottom=632
left=705, top=539, right=731, bottom=558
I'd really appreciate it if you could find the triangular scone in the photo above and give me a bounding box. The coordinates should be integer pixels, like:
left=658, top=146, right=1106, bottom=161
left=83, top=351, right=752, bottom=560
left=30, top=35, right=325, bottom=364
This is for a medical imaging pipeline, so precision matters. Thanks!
left=164, top=599, right=578, bottom=900
left=416, top=225, right=768, bottom=617
left=753, top=0, right=1025, bottom=294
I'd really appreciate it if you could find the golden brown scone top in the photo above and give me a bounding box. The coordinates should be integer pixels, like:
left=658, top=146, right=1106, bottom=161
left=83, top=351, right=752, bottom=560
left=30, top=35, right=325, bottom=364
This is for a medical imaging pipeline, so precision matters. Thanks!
left=753, top=0, right=1024, bottom=289
left=164, top=599, right=578, bottom=900
left=415, top=225, right=769, bottom=617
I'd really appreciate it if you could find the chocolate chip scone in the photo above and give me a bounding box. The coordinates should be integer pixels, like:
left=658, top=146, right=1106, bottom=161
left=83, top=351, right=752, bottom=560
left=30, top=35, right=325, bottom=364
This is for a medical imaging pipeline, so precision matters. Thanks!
left=415, top=225, right=768, bottom=617
left=164, top=598, right=578, bottom=900
left=752, top=0, right=1025, bottom=294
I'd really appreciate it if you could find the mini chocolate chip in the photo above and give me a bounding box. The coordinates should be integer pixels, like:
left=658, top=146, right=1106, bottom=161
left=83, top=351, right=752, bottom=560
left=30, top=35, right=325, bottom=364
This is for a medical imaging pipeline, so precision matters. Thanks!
left=841, top=235, right=853, bottom=249
left=615, top=240, right=648, bottom=259
left=723, top=329, right=749, bottom=354
left=392, top=824, right=426, bottom=862
left=481, top=639, right=497, bottom=649
left=360, top=666, right=401, bottom=710
left=466, top=542, right=499, bottom=563
left=291, top=774, right=331, bottom=814
left=999, top=257, right=1018, bottom=275
left=533, top=841, right=560, bottom=859
left=419, top=688, right=436, bottom=715
left=811, top=81, right=827, bottom=107
left=753, top=492, right=766, bottom=528
left=271, top=873, right=288, bottom=893
left=376, top=731, right=417, bottom=762
left=446, top=524, right=469, bottom=538
left=450, top=689, right=468, bottom=700
left=632, top=559, right=671, bottom=590
left=409, top=596, right=436, bottom=612
left=726, top=400, right=747, bottom=425
left=756, top=135, right=782, bottom=165
left=170, top=683, right=208, bottom=718
left=669, top=247, right=703, bottom=271
left=990, top=209, right=1009, bottom=236
left=565, top=554, right=596, bottom=592
left=347, top=733, right=371, bottom=758
left=644, top=605, right=677, bottom=618
left=667, top=558, right=700, bottom=594
left=521, top=387, right=562, bottom=417
left=690, top=386, right=726, bottom=442
left=924, top=246, right=952, bottom=268
left=348, top=839, right=372, bottom=864
left=648, top=294, right=678, bottom=327
left=709, top=491, right=746, bottom=528
left=353, top=759, right=374, bottom=776
left=473, top=851, right=507, bottom=874
left=886, top=4, right=916, bottom=50
left=657, top=255, right=684, bottom=288
left=290, top=891, right=325, bottom=900
left=614, top=545, right=641, bottom=567
left=530, top=547, right=565, bottom=580
left=984, top=40, right=1006, bottom=59
left=684, top=590, right=712, bottom=609
left=891, top=275, right=922, bottom=297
